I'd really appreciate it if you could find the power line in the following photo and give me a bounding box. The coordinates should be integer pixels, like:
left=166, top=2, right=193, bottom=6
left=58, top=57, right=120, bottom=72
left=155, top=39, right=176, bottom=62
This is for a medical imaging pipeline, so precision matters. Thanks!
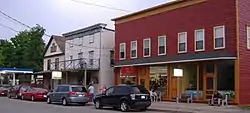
left=0, top=10, right=51, bottom=37
left=0, top=22, right=19, bottom=33
left=71, top=0, right=131, bottom=12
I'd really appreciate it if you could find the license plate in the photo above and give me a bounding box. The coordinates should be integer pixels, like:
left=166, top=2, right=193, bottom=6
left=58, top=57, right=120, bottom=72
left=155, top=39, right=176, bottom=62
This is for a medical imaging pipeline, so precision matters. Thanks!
left=43, top=95, right=47, bottom=98
left=141, top=96, right=146, bottom=99
left=78, top=95, right=83, bottom=97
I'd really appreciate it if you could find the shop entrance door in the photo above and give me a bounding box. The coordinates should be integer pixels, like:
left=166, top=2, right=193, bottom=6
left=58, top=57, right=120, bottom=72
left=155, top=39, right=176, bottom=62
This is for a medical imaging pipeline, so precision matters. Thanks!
left=203, top=63, right=216, bottom=100
left=138, top=67, right=149, bottom=90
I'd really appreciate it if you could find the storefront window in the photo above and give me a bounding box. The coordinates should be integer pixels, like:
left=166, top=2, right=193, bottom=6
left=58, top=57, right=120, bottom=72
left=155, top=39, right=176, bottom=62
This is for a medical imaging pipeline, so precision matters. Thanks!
left=149, top=66, right=168, bottom=97
left=120, top=76, right=136, bottom=85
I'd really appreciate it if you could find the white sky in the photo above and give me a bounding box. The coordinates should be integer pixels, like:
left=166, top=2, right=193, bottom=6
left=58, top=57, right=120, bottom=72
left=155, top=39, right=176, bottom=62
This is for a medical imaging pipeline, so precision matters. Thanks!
left=0, top=0, right=174, bottom=43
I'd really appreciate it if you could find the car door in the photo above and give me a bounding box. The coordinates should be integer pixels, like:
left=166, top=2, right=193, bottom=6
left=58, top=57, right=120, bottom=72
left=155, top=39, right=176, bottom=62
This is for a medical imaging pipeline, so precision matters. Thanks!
left=113, top=86, right=131, bottom=105
left=101, top=87, right=115, bottom=106
left=23, top=88, right=33, bottom=99
left=56, top=86, right=69, bottom=102
left=49, top=86, right=58, bottom=102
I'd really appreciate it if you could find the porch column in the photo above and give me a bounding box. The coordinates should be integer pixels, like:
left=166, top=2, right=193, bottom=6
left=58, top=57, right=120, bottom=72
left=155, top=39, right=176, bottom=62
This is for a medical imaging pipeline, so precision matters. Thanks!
left=196, top=63, right=199, bottom=100
left=12, top=73, right=15, bottom=86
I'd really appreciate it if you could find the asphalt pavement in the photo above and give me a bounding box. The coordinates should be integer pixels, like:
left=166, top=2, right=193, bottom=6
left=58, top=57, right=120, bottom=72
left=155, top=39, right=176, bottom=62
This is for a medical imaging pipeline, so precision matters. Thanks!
left=0, top=97, right=169, bottom=113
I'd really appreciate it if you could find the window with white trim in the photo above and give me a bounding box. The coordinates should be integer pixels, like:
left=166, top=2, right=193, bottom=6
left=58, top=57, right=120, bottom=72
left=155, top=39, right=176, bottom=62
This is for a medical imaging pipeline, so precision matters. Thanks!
left=214, top=26, right=225, bottom=49
left=143, top=38, right=151, bottom=57
left=119, top=43, right=126, bottom=60
left=130, top=41, right=137, bottom=58
left=89, top=35, right=94, bottom=43
left=247, top=26, right=250, bottom=49
left=195, top=29, right=205, bottom=51
left=158, top=36, right=166, bottom=55
left=178, top=32, right=187, bottom=53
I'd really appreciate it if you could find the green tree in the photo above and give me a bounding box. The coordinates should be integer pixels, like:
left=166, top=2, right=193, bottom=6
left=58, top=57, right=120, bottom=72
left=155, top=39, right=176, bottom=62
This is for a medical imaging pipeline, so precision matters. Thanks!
left=2, top=25, right=45, bottom=71
left=0, top=39, right=8, bottom=66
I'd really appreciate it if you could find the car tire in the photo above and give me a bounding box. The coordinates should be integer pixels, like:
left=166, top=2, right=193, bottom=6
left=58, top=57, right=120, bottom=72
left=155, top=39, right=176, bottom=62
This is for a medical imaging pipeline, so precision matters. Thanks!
left=62, top=98, right=68, bottom=106
left=47, top=97, right=51, bottom=104
left=94, top=99, right=103, bottom=109
left=31, top=96, right=35, bottom=101
left=120, top=101, right=129, bottom=112
left=21, top=95, right=24, bottom=100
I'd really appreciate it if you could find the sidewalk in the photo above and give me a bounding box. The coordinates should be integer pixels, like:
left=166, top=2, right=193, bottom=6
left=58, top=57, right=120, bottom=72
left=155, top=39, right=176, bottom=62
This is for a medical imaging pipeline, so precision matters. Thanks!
left=150, top=102, right=249, bottom=113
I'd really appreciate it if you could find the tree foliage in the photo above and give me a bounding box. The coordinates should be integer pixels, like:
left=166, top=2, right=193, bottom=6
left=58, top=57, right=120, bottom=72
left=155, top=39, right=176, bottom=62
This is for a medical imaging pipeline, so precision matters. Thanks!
left=0, top=25, right=45, bottom=71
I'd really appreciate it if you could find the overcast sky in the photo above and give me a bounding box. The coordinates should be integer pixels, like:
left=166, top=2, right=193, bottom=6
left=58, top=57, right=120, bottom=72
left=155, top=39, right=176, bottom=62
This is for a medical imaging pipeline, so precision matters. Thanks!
left=0, top=0, right=173, bottom=43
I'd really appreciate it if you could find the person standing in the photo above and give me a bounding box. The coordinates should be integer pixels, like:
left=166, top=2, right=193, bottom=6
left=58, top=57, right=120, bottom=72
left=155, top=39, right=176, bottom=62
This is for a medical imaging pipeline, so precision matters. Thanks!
left=88, top=83, right=95, bottom=104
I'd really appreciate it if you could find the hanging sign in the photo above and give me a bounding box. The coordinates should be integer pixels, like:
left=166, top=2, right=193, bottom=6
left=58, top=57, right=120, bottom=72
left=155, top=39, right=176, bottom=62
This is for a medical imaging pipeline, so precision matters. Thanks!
left=173, top=68, right=183, bottom=77
left=52, top=71, right=62, bottom=79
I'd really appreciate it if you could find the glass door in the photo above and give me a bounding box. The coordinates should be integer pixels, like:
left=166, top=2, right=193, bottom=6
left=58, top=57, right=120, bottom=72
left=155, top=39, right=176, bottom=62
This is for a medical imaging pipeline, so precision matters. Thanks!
left=203, top=63, right=216, bottom=100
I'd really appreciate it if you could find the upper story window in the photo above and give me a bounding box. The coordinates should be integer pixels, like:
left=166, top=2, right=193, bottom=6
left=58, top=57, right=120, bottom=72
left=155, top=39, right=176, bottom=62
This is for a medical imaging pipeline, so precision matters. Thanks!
left=79, top=37, right=83, bottom=45
left=158, top=36, right=166, bottom=55
left=214, top=26, right=225, bottom=49
left=119, top=43, right=126, bottom=60
left=47, top=59, right=51, bottom=70
left=110, top=50, right=114, bottom=66
left=247, top=26, right=250, bottom=49
left=143, top=38, right=151, bottom=57
left=130, top=41, right=137, bottom=58
left=178, top=32, right=187, bottom=53
left=50, top=43, right=57, bottom=53
left=195, top=29, right=205, bottom=51
left=89, top=35, right=94, bottom=43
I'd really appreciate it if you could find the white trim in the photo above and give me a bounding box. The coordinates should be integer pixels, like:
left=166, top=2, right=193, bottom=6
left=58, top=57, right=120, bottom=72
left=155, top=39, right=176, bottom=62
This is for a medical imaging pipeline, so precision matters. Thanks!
left=214, top=25, right=226, bottom=49
left=143, top=38, right=151, bottom=57
left=130, top=41, right=137, bottom=59
left=195, top=29, right=205, bottom=52
left=178, top=32, right=187, bottom=53
left=158, top=35, right=166, bottom=55
left=247, top=26, right=250, bottom=49
left=119, top=43, right=126, bottom=60
left=114, top=57, right=236, bottom=67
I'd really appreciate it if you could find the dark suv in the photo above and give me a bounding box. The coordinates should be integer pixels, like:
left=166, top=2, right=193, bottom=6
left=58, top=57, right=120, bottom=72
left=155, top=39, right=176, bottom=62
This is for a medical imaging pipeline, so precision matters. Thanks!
left=94, top=84, right=151, bottom=112
left=47, top=85, right=89, bottom=106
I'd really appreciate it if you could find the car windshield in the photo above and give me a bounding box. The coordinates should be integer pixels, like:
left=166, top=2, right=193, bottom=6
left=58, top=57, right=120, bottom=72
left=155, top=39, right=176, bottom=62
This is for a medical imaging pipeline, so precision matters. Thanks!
left=131, top=86, right=149, bottom=94
left=71, top=87, right=87, bottom=92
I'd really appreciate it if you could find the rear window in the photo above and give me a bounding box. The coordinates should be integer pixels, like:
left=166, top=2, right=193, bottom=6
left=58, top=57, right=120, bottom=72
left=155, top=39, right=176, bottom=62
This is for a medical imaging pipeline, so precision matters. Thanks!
left=131, top=86, right=149, bottom=94
left=71, top=87, right=87, bottom=92
left=34, top=88, right=48, bottom=92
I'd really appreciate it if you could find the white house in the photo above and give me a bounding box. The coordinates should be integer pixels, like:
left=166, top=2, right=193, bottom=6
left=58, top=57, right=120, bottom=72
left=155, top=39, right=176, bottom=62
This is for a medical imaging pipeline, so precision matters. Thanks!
left=35, top=35, right=66, bottom=89
left=62, top=23, right=115, bottom=92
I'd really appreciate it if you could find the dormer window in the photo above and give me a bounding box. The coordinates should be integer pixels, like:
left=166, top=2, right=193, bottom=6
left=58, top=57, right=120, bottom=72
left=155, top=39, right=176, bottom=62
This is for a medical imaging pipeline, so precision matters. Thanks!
left=50, top=43, right=57, bottom=53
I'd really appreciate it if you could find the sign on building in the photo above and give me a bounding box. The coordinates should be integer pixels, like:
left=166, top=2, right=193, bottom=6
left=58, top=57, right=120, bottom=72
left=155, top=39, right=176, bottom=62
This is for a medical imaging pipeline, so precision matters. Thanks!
left=52, top=71, right=62, bottom=79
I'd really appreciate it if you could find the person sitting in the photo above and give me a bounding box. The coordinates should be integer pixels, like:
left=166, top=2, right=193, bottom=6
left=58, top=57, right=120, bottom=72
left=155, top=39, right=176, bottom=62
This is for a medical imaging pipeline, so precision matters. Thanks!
left=209, top=90, right=222, bottom=106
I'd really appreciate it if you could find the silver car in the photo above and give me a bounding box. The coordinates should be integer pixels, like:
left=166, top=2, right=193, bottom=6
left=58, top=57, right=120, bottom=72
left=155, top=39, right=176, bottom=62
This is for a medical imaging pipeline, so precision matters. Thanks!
left=46, top=85, right=89, bottom=106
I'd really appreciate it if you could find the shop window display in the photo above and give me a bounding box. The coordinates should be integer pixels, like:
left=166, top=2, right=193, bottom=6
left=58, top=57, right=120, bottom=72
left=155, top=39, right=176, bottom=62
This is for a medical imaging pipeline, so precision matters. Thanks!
left=150, top=74, right=168, bottom=96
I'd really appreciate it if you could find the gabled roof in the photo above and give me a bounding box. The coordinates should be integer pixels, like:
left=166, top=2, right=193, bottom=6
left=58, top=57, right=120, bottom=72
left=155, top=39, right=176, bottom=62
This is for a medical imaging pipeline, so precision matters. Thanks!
left=43, top=35, right=66, bottom=56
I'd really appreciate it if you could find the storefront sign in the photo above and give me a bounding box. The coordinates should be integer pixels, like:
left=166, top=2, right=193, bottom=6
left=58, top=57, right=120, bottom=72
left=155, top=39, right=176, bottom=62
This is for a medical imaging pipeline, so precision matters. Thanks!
left=174, top=68, right=183, bottom=77
left=52, top=71, right=62, bottom=79
left=120, top=66, right=137, bottom=76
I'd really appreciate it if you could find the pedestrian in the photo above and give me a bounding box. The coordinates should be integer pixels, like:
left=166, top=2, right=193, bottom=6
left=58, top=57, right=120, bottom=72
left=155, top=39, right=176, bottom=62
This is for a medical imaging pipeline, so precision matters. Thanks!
left=88, top=83, right=95, bottom=104
left=100, top=85, right=107, bottom=94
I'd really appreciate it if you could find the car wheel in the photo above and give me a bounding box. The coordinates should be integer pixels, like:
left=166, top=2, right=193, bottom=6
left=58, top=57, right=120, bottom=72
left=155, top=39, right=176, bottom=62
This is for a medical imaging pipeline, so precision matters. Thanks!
left=120, top=101, right=129, bottom=112
left=21, top=95, right=24, bottom=100
left=47, top=97, right=51, bottom=104
left=31, top=96, right=35, bottom=101
left=94, top=99, right=103, bottom=109
left=62, top=98, right=68, bottom=106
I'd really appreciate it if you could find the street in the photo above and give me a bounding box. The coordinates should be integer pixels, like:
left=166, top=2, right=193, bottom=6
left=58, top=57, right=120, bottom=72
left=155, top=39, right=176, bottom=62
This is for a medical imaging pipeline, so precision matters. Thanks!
left=0, top=97, right=170, bottom=113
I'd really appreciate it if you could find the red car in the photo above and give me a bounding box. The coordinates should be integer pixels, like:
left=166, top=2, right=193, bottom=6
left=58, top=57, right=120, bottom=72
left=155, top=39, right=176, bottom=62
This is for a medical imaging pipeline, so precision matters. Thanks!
left=0, top=87, right=8, bottom=96
left=21, top=88, right=48, bottom=101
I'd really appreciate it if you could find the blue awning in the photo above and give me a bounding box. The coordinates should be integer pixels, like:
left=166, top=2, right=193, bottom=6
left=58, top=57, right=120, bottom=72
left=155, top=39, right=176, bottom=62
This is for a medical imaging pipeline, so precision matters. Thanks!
left=0, top=67, right=33, bottom=74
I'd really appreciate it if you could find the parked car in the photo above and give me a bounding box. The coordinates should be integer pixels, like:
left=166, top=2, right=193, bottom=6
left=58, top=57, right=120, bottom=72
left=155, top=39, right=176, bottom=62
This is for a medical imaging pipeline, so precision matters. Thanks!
left=47, top=85, right=89, bottom=106
left=8, top=85, right=30, bottom=99
left=21, top=87, right=48, bottom=101
left=0, top=87, right=9, bottom=96
left=94, top=84, right=151, bottom=112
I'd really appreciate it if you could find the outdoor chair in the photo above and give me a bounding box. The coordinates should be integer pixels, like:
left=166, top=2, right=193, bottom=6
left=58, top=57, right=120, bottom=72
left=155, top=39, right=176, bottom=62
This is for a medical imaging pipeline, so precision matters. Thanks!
left=156, top=92, right=162, bottom=102
left=221, top=95, right=228, bottom=106
left=208, top=95, right=221, bottom=106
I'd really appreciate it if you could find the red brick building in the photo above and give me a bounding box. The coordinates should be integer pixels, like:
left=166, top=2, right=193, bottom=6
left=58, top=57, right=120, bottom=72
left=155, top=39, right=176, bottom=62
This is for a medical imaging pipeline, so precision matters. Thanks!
left=112, top=0, right=250, bottom=105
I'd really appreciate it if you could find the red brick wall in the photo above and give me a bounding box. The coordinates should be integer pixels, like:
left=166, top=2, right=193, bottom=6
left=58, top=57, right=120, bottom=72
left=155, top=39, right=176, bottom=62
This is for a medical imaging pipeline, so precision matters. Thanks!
left=114, top=0, right=237, bottom=61
left=238, top=0, right=250, bottom=105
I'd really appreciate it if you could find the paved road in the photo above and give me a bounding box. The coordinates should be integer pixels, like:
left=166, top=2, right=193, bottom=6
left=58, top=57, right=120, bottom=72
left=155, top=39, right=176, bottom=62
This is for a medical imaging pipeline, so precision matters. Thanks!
left=0, top=97, right=171, bottom=113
